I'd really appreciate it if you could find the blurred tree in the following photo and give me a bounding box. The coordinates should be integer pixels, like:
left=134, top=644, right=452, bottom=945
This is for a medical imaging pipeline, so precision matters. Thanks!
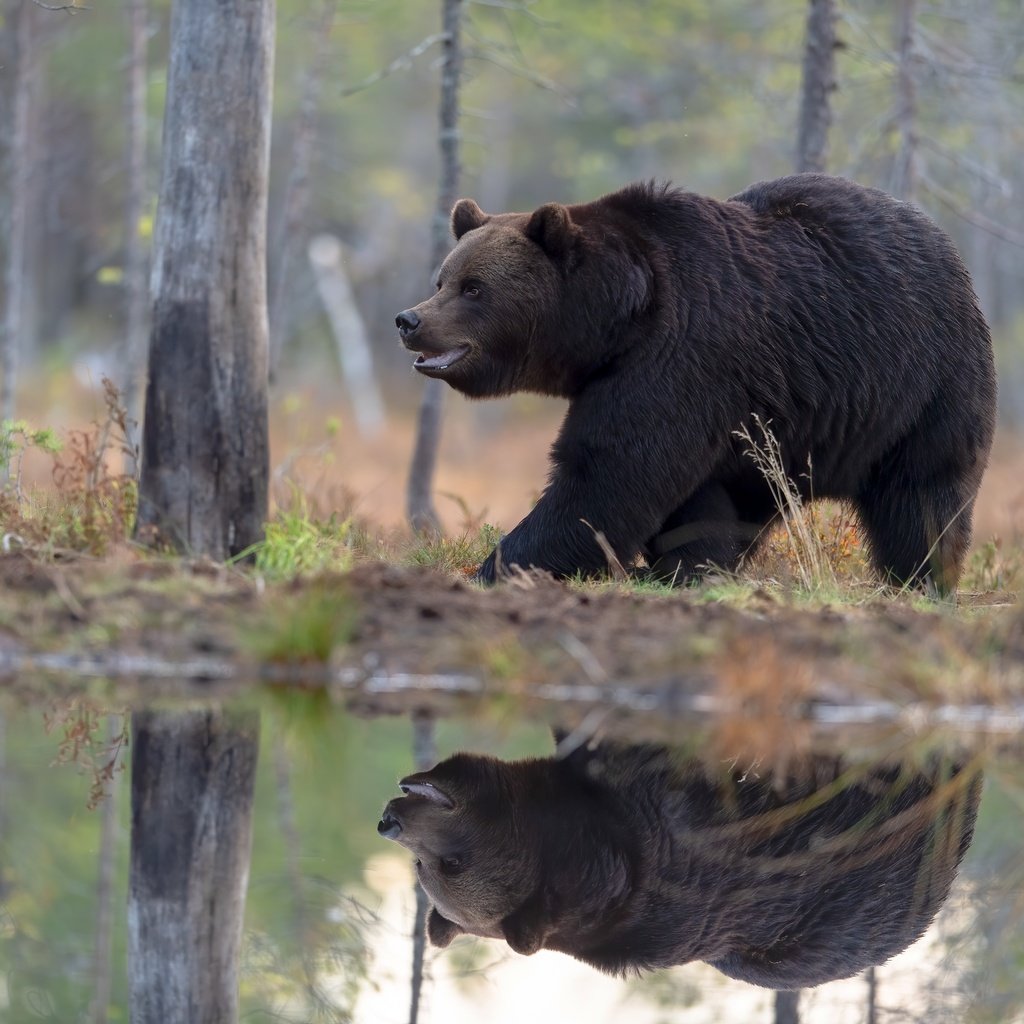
left=407, top=0, right=465, bottom=535
left=775, top=989, right=800, bottom=1024
left=121, top=0, right=149, bottom=476
left=135, top=0, right=274, bottom=558
left=0, top=0, right=35, bottom=430
left=409, top=710, right=438, bottom=1024
left=796, top=0, right=838, bottom=173
left=892, top=0, right=919, bottom=201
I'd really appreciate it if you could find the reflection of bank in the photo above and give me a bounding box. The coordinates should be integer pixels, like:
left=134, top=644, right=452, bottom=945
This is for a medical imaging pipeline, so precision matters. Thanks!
left=356, top=849, right=975, bottom=1024
left=378, top=742, right=980, bottom=990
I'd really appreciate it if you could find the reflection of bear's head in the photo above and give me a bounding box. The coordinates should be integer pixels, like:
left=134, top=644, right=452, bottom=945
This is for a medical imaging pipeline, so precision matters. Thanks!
left=378, top=741, right=981, bottom=988
left=394, top=198, right=651, bottom=399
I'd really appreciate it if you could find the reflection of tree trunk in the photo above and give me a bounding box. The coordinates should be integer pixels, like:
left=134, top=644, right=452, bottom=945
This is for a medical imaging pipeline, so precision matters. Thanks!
left=892, top=0, right=918, bottom=202
left=0, top=710, right=7, bottom=901
left=775, top=989, right=800, bottom=1024
left=268, top=1, right=337, bottom=383
left=795, top=0, right=837, bottom=174
left=89, top=717, right=123, bottom=1024
left=122, top=0, right=149, bottom=477
left=136, top=0, right=274, bottom=558
left=128, top=709, right=260, bottom=1024
left=409, top=710, right=437, bottom=1024
left=866, top=965, right=878, bottom=1024
left=308, top=235, right=385, bottom=437
left=407, top=0, right=465, bottom=534
left=0, top=0, right=34, bottom=428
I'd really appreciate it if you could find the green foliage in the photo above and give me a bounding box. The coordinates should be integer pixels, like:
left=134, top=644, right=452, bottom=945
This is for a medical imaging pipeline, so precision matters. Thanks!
left=0, top=419, right=62, bottom=477
left=243, top=504, right=358, bottom=580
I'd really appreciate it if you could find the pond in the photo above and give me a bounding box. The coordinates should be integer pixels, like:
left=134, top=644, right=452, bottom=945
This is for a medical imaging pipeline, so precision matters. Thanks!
left=0, top=678, right=1021, bottom=1024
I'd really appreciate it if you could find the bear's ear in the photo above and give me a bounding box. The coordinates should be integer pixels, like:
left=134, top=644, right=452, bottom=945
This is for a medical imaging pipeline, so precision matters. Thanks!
left=427, top=907, right=464, bottom=948
left=451, top=198, right=489, bottom=240
left=501, top=890, right=555, bottom=956
left=525, top=202, right=577, bottom=258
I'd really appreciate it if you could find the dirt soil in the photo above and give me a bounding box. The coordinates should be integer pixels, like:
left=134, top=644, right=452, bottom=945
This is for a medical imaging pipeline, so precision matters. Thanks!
left=1, top=553, right=1023, bottom=744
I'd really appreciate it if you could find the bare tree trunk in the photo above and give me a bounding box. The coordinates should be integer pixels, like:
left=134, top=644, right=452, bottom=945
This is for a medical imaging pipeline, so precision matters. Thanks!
left=0, top=0, right=34, bottom=430
left=795, top=0, right=838, bottom=174
left=775, top=989, right=800, bottom=1024
left=892, top=0, right=918, bottom=202
left=128, top=709, right=260, bottom=1024
left=268, top=0, right=337, bottom=383
left=88, top=717, right=123, bottom=1024
left=865, top=966, right=878, bottom=1024
left=308, top=234, right=385, bottom=437
left=122, top=0, right=149, bottom=477
left=409, top=710, right=438, bottom=1024
left=406, top=0, right=465, bottom=534
left=136, top=0, right=275, bottom=558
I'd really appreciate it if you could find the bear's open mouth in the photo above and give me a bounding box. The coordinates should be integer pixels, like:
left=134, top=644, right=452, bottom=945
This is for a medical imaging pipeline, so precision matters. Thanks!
left=413, top=344, right=470, bottom=374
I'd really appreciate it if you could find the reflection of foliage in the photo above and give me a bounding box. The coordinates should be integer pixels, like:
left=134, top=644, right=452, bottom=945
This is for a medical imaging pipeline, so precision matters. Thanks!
left=240, top=888, right=377, bottom=1023
left=43, top=699, right=128, bottom=810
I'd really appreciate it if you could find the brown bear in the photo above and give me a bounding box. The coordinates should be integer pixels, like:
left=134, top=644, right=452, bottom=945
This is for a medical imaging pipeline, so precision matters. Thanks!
left=395, top=174, right=997, bottom=591
left=377, top=741, right=981, bottom=987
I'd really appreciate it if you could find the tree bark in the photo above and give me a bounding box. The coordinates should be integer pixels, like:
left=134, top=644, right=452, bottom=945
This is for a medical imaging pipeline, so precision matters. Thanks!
left=88, top=717, right=123, bottom=1024
left=136, top=0, right=276, bottom=558
left=128, top=709, right=259, bottom=1024
left=0, top=0, right=34, bottom=429
left=774, top=989, right=800, bottom=1024
left=121, top=0, right=149, bottom=477
left=795, top=0, right=837, bottom=174
left=268, top=1, right=337, bottom=383
left=409, top=710, right=437, bottom=1024
left=892, top=0, right=918, bottom=202
left=406, top=0, right=465, bottom=534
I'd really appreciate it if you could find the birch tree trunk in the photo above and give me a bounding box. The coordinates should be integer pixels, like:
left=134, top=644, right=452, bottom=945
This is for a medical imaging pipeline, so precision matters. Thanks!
left=0, top=0, right=34, bottom=428
left=136, top=0, right=275, bottom=558
left=308, top=234, right=385, bottom=437
left=795, top=0, right=837, bottom=174
left=406, top=0, right=464, bottom=534
left=128, top=709, right=260, bottom=1024
left=122, top=0, right=149, bottom=477
left=892, top=0, right=918, bottom=202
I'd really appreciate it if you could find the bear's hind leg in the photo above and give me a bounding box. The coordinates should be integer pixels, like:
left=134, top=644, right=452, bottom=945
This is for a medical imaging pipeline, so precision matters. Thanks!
left=855, top=471, right=975, bottom=595
left=643, top=481, right=775, bottom=584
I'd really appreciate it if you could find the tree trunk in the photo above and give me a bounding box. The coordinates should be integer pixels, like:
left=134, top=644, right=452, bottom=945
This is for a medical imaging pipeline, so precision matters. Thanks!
left=774, top=989, right=800, bottom=1024
left=892, top=0, right=918, bottom=202
left=136, top=0, right=275, bottom=558
left=409, top=710, right=438, bottom=1024
left=88, top=717, right=123, bottom=1024
left=121, top=0, right=149, bottom=477
left=866, top=965, right=878, bottom=1024
left=0, top=0, right=34, bottom=429
left=406, top=0, right=465, bottom=534
left=128, top=709, right=260, bottom=1024
left=795, top=0, right=837, bottom=174
left=268, top=1, right=337, bottom=383
left=308, top=234, right=385, bottom=437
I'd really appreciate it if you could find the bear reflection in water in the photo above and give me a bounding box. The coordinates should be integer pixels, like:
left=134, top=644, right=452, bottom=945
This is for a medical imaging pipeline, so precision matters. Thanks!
left=378, top=738, right=980, bottom=989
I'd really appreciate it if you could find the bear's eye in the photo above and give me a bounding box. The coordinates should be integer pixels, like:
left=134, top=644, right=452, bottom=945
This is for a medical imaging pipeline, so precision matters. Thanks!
left=461, top=283, right=481, bottom=299
left=439, top=855, right=465, bottom=876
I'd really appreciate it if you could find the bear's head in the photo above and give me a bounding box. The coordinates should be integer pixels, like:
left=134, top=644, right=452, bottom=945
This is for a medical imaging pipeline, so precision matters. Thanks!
left=394, top=200, right=583, bottom=398
left=377, top=752, right=565, bottom=955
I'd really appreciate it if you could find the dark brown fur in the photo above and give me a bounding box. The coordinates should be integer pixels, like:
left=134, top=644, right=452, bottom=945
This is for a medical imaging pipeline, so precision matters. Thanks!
left=396, top=176, right=997, bottom=591
left=378, top=742, right=980, bottom=988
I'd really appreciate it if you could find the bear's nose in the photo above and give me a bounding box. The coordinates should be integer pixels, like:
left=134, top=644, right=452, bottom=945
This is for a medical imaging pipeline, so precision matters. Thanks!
left=395, top=309, right=421, bottom=337
left=378, top=807, right=403, bottom=840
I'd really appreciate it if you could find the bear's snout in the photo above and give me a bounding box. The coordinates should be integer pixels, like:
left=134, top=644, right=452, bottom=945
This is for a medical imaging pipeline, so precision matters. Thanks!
left=395, top=309, right=421, bottom=338
left=378, top=804, right=403, bottom=840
